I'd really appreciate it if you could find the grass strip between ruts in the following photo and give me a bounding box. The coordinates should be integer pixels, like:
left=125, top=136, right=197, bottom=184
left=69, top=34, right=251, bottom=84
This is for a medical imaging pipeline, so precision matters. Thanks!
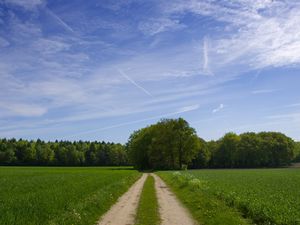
left=135, top=174, right=160, bottom=225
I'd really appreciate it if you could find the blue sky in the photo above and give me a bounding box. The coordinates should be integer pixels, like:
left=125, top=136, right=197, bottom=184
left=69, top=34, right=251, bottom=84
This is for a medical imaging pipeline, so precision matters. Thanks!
left=0, top=0, right=300, bottom=143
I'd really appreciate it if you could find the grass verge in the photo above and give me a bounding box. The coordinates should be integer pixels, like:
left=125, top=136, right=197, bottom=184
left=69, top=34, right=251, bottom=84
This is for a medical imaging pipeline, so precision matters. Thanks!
left=135, top=174, right=160, bottom=225
left=157, top=171, right=252, bottom=225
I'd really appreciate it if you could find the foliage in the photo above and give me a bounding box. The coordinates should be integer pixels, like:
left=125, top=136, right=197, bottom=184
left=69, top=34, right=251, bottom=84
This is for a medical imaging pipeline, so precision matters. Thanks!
left=127, top=118, right=200, bottom=170
left=0, top=139, right=129, bottom=166
left=190, top=137, right=210, bottom=169
left=0, top=167, right=140, bottom=225
left=135, top=175, right=160, bottom=225
left=293, top=142, right=300, bottom=162
left=209, top=132, right=295, bottom=168
left=127, top=119, right=296, bottom=169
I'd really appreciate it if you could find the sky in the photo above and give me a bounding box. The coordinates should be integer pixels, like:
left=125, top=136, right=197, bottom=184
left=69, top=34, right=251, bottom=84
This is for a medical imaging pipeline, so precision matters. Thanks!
left=0, top=0, right=300, bottom=143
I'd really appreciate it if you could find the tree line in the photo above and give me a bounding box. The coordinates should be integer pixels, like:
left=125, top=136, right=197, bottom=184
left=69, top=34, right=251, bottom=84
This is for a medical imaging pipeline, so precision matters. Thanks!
left=0, top=139, right=128, bottom=166
left=127, top=118, right=299, bottom=170
left=192, top=132, right=296, bottom=169
left=0, top=118, right=299, bottom=168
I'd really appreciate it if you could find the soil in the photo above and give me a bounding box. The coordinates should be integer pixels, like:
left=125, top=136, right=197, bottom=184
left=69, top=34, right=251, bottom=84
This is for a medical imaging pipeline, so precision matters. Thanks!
left=97, top=173, right=197, bottom=225
left=97, top=173, right=148, bottom=225
left=152, top=173, right=198, bottom=225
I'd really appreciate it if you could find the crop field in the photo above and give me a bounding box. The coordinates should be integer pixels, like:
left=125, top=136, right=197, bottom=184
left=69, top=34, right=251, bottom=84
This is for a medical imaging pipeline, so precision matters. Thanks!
left=0, top=167, right=140, bottom=225
left=159, top=169, right=300, bottom=225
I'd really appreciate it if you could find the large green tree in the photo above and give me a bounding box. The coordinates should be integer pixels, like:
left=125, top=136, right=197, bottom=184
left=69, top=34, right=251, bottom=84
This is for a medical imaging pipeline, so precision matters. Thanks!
left=127, top=118, right=200, bottom=170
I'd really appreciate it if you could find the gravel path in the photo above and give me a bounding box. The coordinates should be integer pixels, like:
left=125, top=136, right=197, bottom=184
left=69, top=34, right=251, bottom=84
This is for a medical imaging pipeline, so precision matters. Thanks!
left=97, top=173, right=148, bottom=225
left=152, top=174, right=198, bottom=225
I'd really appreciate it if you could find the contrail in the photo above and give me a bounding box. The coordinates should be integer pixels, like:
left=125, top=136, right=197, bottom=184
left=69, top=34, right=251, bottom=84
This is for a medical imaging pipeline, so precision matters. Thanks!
left=203, top=37, right=213, bottom=76
left=251, top=69, right=262, bottom=82
left=46, top=8, right=75, bottom=33
left=62, top=104, right=199, bottom=139
left=118, top=69, right=153, bottom=97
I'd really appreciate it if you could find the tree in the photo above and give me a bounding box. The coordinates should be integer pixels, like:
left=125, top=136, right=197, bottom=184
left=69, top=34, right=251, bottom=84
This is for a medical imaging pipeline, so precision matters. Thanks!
left=35, top=143, right=54, bottom=165
left=127, top=118, right=200, bottom=170
left=211, top=133, right=241, bottom=168
left=190, top=138, right=210, bottom=168
left=172, top=118, right=200, bottom=168
left=293, top=142, right=300, bottom=162
left=127, top=128, right=152, bottom=170
left=258, top=132, right=295, bottom=166
left=238, top=132, right=262, bottom=167
left=15, top=140, right=35, bottom=164
left=85, top=143, right=97, bottom=165
left=0, top=140, right=16, bottom=164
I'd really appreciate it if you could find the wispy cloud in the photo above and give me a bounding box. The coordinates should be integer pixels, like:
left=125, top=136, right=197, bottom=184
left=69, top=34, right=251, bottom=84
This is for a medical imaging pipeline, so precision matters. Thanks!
left=1, top=0, right=300, bottom=141
left=285, top=103, right=300, bottom=108
left=63, top=104, right=200, bottom=138
left=267, top=112, right=300, bottom=122
left=0, top=37, right=9, bottom=47
left=138, top=18, right=185, bottom=36
left=252, top=89, right=278, bottom=94
left=4, top=0, right=43, bottom=10
left=163, top=0, right=300, bottom=72
left=0, top=102, right=47, bottom=117
left=212, top=103, right=224, bottom=113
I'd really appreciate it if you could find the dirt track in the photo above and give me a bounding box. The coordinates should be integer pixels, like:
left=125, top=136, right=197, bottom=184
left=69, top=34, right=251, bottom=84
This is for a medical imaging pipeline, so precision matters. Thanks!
left=97, top=173, right=148, bottom=225
left=152, top=174, right=198, bottom=225
left=97, top=173, right=197, bottom=225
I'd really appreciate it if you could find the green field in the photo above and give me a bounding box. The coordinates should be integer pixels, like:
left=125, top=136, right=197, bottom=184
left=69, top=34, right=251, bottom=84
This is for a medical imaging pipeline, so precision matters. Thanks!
left=0, top=167, right=140, bottom=225
left=2, top=167, right=300, bottom=225
left=159, top=169, right=300, bottom=225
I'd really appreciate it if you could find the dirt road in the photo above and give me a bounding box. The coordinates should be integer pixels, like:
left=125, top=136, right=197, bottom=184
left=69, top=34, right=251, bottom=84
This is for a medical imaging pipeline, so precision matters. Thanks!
left=152, top=174, right=198, bottom=225
left=97, top=173, right=197, bottom=225
left=97, top=173, right=148, bottom=225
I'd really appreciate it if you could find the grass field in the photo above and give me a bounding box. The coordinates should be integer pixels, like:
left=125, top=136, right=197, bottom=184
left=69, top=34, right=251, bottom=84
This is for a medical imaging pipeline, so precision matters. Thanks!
left=135, top=175, right=160, bottom=225
left=159, top=169, right=300, bottom=225
left=0, top=167, right=140, bottom=225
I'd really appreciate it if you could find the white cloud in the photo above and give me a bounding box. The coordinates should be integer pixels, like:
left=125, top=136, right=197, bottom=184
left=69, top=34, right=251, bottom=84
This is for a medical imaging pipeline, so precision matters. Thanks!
left=163, top=0, right=300, bottom=72
left=0, top=37, right=10, bottom=47
left=285, top=103, right=300, bottom=108
left=179, top=104, right=199, bottom=112
left=138, top=18, right=185, bottom=36
left=251, top=89, right=277, bottom=94
left=2, top=0, right=299, bottom=141
left=267, top=112, right=300, bottom=122
left=31, top=38, right=71, bottom=54
left=212, top=103, right=224, bottom=113
left=0, top=102, right=47, bottom=117
left=5, top=0, right=43, bottom=10
left=63, top=104, right=200, bottom=138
